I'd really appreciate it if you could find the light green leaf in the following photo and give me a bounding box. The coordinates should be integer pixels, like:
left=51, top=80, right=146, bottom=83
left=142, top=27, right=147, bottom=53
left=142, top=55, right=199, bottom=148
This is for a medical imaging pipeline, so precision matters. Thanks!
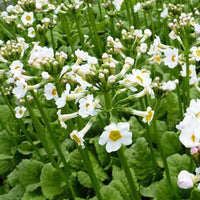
left=110, top=180, right=131, bottom=200
left=167, top=153, right=196, bottom=178
left=40, top=163, right=66, bottom=199
left=77, top=171, right=92, bottom=188
left=125, top=137, right=155, bottom=185
left=100, top=185, right=123, bottom=200
left=161, top=131, right=183, bottom=157
left=22, top=191, right=46, bottom=200
left=141, top=182, right=160, bottom=198
left=190, top=188, right=200, bottom=200
left=68, top=149, right=84, bottom=170
left=17, top=159, right=43, bottom=187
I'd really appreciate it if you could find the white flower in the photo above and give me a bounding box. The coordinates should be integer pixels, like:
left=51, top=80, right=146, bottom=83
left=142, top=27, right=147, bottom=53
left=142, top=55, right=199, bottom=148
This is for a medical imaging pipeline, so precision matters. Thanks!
left=44, top=83, right=58, bottom=100
left=75, top=49, right=89, bottom=63
left=134, top=3, right=141, bottom=13
left=163, top=48, right=179, bottom=68
left=113, top=0, right=124, bottom=11
left=131, top=107, right=154, bottom=124
left=179, top=118, right=200, bottom=148
left=185, top=99, right=200, bottom=118
left=161, top=79, right=179, bottom=91
left=42, top=71, right=51, bottom=79
left=55, top=83, right=71, bottom=108
left=21, top=12, right=34, bottom=26
left=139, top=43, right=147, bottom=53
left=169, top=31, right=179, bottom=40
left=180, top=64, right=196, bottom=78
left=28, top=27, right=36, bottom=38
left=36, top=0, right=48, bottom=9
left=191, top=46, right=200, bottom=61
left=177, top=170, right=194, bottom=189
left=161, top=3, right=168, bottom=18
left=10, top=60, right=23, bottom=77
left=99, top=122, right=132, bottom=153
left=132, top=69, right=152, bottom=87
left=15, top=106, right=26, bottom=118
left=12, top=79, right=28, bottom=98
left=78, top=94, right=100, bottom=118
left=57, top=110, right=78, bottom=129
left=70, top=122, right=92, bottom=148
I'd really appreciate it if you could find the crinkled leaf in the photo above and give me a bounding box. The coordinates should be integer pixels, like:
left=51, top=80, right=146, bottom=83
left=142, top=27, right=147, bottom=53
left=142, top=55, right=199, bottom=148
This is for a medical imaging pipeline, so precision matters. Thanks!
left=18, top=141, right=34, bottom=155
left=89, top=152, right=108, bottom=182
left=17, top=159, right=43, bottom=187
left=167, top=153, right=195, bottom=178
left=161, top=131, right=183, bottom=157
left=90, top=137, right=110, bottom=167
left=77, top=171, right=92, bottom=188
left=110, top=180, right=131, bottom=200
left=68, top=149, right=84, bottom=170
left=166, top=92, right=181, bottom=130
left=40, top=163, right=66, bottom=199
left=125, top=137, right=155, bottom=185
left=141, top=182, right=160, bottom=198
left=100, top=185, right=123, bottom=200
left=22, top=190, right=46, bottom=200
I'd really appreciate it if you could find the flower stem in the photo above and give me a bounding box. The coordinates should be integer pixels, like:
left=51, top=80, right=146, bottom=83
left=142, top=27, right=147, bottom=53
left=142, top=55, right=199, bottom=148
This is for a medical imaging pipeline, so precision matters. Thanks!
left=60, top=14, right=75, bottom=54
left=30, top=90, right=71, bottom=175
left=86, top=2, right=103, bottom=57
left=97, top=0, right=103, bottom=20
left=153, top=99, right=180, bottom=200
left=117, top=145, right=140, bottom=200
left=50, top=27, right=56, bottom=53
left=79, top=146, right=103, bottom=200
left=124, top=0, right=132, bottom=27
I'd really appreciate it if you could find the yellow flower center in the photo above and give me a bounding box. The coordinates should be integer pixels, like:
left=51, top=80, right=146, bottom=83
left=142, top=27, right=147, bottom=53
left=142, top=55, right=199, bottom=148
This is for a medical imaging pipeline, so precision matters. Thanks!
left=189, top=69, right=192, bottom=75
left=171, top=55, right=176, bottom=62
left=51, top=88, right=57, bottom=96
left=72, top=133, right=81, bottom=144
left=23, top=85, right=26, bottom=89
left=26, top=15, right=31, bottom=21
left=31, top=30, right=35, bottom=35
left=85, top=103, right=90, bottom=109
left=15, top=66, right=21, bottom=70
left=136, top=75, right=143, bottom=84
left=145, top=110, right=153, bottom=122
left=196, top=50, right=200, bottom=57
left=19, top=109, right=23, bottom=115
left=155, top=56, right=161, bottom=63
left=191, top=133, right=196, bottom=143
left=109, top=130, right=122, bottom=142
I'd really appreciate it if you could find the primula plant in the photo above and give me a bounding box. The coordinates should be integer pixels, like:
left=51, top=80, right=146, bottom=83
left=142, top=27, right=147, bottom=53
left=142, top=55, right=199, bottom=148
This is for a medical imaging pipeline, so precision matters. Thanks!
left=1, top=0, right=200, bottom=199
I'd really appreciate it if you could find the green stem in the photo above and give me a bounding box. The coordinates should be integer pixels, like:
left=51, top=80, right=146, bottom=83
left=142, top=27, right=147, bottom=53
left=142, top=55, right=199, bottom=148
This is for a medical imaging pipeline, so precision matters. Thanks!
left=30, top=91, right=71, bottom=175
left=183, top=30, right=190, bottom=107
left=86, top=2, right=103, bottom=57
left=153, top=100, right=180, bottom=200
left=110, top=16, right=115, bottom=37
left=97, top=0, right=103, bottom=20
left=79, top=146, right=103, bottom=200
left=73, top=11, right=84, bottom=44
left=149, top=11, right=155, bottom=40
left=117, top=146, right=140, bottom=200
left=50, top=28, right=56, bottom=53
left=60, top=14, right=75, bottom=54
left=124, top=0, right=132, bottom=27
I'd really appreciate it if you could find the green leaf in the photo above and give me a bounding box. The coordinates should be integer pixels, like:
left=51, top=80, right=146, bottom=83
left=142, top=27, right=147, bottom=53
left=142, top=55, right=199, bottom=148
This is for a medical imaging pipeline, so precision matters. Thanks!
left=110, top=180, right=131, bottom=200
left=100, top=185, right=123, bottom=200
left=0, top=184, right=24, bottom=200
left=161, top=131, right=183, bottom=157
left=190, top=188, right=200, bottom=200
left=40, top=163, right=66, bottom=199
left=17, top=159, right=43, bottom=187
left=90, top=137, right=110, bottom=167
left=22, top=190, right=46, bottom=200
left=89, top=152, right=108, bottom=182
left=18, top=141, right=34, bottom=155
left=141, top=182, right=160, bottom=198
left=125, top=137, right=155, bottom=185
left=7, top=168, right=19, bottom=187
left=77, top=171, right=92, bottom=188
left=167, top=154, right=196, bottom=178
left=166, top=92, right=181, bottom=130
left=68, top=149, right=84, bottom=170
